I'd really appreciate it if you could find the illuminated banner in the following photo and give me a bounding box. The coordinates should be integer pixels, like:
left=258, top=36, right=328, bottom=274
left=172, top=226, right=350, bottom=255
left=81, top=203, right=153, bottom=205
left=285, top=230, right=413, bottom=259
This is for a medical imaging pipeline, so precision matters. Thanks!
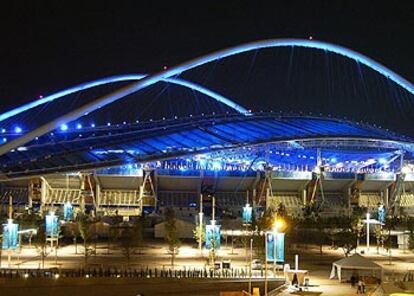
left=364, top=172, right=395, bottom=181
left=45, top=214, right=59, bottom=237
left=266, top=232, right=285, bottom=263
left=242, top=204, right=252, bottom=225
left=2, top=220, right=19, bottom=250
left=63, top=202, right=74, bottom=221
left=377, top=205, right=385, bottom=224
left=272, top=171, right=312, bottom=180
left=205, top=224, right=221, bottom=250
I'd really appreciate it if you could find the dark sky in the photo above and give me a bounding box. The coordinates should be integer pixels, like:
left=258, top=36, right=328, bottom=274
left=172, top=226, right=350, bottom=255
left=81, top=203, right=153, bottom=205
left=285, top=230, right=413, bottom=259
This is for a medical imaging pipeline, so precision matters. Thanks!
left=0, top=1, right=413, bottom=111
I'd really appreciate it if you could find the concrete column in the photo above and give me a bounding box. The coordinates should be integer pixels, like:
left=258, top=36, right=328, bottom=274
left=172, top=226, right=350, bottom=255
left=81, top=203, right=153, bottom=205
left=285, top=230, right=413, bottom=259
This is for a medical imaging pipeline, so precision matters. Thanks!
left=384, top=187, right=389, bottom=208
left=95, top=182, right=101, bottom=212
left=40, top=178, right=47, bottom=214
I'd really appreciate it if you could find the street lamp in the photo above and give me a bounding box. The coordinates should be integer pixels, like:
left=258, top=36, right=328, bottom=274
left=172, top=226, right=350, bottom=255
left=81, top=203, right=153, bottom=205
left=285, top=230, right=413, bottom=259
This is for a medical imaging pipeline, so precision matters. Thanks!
left=265, top=217, right=286, bottom=296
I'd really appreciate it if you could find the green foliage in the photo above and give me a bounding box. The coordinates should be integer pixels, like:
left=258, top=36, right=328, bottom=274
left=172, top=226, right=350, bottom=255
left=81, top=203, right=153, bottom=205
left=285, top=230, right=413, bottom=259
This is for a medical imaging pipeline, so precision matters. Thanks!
left=76, top=213, right=96, bottom=264
left=408, top=233, right=414, bottom=252
left=32, top=219, right=48, bottom=268
left=193, top=221, right=205, bottom=246
left=332, top=231, right=357, bottom=256
left=164, top=208, right=181, bottom=266
left=118, top=218, right=144, bottom=263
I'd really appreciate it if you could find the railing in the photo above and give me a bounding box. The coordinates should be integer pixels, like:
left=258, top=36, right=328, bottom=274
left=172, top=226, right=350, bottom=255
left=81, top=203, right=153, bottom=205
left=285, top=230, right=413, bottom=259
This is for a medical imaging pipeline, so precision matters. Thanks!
left=0, top=266, right=279, bottom=280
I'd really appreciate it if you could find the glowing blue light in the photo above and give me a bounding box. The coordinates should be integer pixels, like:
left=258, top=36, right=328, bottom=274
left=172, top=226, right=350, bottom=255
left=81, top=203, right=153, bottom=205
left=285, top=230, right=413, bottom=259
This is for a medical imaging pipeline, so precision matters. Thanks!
left=14, top=126, right=22, bottom=134
left=60, top=123, right=68, bottom=131
left=107, top=122, right=111, bottom=126
left=0, top=74, right=248, bottom=124
left=379, top=158, right=387, bottom=164
left=90, top=123, right=96, bottom=128
left=1, top=128, right=5, bottom=133
left=2, top=138, right=6, bottom=143
left=76, top=123, right=82, bottom=129
left=212, top=161, right=222, bottom=170
left=330, top=157, right=337, bottom=163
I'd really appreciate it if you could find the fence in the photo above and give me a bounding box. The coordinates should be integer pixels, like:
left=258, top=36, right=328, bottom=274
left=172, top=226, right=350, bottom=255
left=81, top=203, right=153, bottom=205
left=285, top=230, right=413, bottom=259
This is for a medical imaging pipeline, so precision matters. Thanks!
left=0, top=266, right=271, bottom=280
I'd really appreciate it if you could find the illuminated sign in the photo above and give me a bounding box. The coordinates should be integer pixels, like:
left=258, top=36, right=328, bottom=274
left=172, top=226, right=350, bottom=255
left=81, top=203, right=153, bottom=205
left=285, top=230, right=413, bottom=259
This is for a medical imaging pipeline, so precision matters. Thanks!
left=2, top=220, right=19, bottom=250
left=242, top=204, right=253, bottom=225
left=266, top=232, right=285, bottom=264
left=45, top=213, right=59, bottom=237
left=63, top=202, right=74, bottom=221
left=205, top=224, right=221, bottom=250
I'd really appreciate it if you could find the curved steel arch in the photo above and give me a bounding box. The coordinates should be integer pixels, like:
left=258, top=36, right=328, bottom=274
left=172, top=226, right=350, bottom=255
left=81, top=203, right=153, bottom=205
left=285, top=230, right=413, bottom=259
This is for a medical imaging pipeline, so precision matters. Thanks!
left=1, top=38, right=414, bottom=156
left=0, top=74, right=248, bottom=123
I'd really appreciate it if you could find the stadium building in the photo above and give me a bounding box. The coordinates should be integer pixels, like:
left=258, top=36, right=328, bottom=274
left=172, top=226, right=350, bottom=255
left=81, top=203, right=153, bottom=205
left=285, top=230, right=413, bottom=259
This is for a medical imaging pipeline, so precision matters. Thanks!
left=1, top=39, right=414, bottom=220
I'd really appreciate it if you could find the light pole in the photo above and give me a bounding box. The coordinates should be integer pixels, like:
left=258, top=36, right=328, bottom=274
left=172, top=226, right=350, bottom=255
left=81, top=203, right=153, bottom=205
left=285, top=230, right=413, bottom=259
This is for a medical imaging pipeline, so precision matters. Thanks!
left=248, top=238, right=253, bottom=294
left=366, top=212, right=370, bottom=252
left=199, top=193, right=203, bottom=255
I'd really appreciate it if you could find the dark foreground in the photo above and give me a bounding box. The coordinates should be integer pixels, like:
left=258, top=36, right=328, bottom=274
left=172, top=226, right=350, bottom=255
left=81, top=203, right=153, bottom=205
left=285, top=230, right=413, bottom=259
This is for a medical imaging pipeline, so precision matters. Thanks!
left=0, top=277, right=283, bottom=296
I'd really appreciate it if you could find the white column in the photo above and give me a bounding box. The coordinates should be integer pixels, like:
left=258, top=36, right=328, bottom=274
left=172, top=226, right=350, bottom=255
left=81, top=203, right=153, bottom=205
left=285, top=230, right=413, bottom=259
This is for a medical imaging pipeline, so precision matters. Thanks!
left=366, top=212, right=370, bottom=252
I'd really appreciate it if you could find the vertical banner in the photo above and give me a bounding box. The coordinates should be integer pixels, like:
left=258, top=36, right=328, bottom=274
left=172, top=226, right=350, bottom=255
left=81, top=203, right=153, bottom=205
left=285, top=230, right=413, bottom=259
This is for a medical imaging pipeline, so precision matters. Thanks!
left=45, top=213, right=59, bottom=237
left=63, top=202, right=74, bottom=221
left=377, top=205, right=385, bottom=224
left=2, top=220, right=19, bottom=250
left=205, top=224, right=221, bottom=250
left=266, top=232, right=285, bottom=263
left=266, top=232, right=275, bottom=262
left=275, top=232, right=285, bottom=263
left=242, top=204, right=252, bottom=225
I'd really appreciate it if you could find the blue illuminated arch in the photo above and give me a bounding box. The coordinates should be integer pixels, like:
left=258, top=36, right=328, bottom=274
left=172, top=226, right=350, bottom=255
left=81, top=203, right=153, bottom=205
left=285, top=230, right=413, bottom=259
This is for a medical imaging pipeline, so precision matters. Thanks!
left=0, top=74, right=248, bottom=123
left=1, top=38, right=413, bottom=156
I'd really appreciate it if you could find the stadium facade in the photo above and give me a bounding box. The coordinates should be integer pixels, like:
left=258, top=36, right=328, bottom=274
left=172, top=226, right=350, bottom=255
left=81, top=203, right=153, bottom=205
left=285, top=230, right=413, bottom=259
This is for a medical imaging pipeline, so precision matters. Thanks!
left=1, top=39, right=414, bottom=220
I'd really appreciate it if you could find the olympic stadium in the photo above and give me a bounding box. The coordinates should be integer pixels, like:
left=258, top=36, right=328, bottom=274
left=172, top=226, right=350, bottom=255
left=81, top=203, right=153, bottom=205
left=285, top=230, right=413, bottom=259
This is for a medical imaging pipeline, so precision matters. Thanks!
left=1, top=38, right=414, bottom=220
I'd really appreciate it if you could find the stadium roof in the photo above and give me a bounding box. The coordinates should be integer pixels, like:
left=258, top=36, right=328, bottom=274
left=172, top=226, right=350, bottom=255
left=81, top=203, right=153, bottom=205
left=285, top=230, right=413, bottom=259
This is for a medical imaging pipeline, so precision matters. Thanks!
left=0, top=113, right=412, bottom=179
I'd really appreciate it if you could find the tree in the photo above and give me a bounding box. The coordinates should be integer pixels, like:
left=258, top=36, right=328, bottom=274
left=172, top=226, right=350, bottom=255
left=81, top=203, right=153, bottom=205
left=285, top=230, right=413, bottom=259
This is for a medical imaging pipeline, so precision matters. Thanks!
left=351, top=218, right=364, bottom=249
left=193, top=221, right=205, bottom=255
left=333, top=231, right=357, bottom=256
left=76, top=213, right=95, bottom=265
left=374, top=225, right=386, bottom=254
left=17, top=212, right=39, bottom=247
left=409, top=233, right=414, bottom=252
left=164, top=208, right=181, bottom=267
left=33, top=220, right=47, bottom=268
left=118, top=218, right=144, bottom=263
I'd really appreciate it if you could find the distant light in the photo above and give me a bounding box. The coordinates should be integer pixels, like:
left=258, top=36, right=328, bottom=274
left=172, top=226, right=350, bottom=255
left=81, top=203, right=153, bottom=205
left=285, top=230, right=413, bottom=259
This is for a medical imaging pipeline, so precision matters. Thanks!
left=378, top=158, right=387, bottom=164
left=39, top=95, right=43, bottom=99
left=60, top=124, right=68, bottom=131
left=76, top=123, right=82, bottom=129
left=90, top=123, right=96, bottom=128
left=309, top=36, right=313, bottom=40
left=1, top=128, right=5, bottom=133
left=14, top=126, right=22, bottom=133
left=107, top=122, right=111, bottom=126
left=330, top=157, right=337, bottom=163
left=401, top=166, right=411, bottom=174
left=212, top=161, right=221, bottom=170
left=2, top=137, right=7, bottom=143
left=163, top=65, right=168, bottom=70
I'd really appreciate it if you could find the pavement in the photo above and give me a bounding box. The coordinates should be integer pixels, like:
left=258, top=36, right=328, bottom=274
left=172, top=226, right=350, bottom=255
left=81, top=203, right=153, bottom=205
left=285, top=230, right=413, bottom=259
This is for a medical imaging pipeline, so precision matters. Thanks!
left=0, top=240, right=413, bottom=295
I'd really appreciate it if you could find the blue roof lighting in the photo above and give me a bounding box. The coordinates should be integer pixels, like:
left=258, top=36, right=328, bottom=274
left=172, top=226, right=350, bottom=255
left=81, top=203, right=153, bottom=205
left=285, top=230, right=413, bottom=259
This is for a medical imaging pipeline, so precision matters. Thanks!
left=14, top=126, right=22, bottom=134
left=76, top=123, right=82, bottom=129
left=60, top=124, right=68, bottom=131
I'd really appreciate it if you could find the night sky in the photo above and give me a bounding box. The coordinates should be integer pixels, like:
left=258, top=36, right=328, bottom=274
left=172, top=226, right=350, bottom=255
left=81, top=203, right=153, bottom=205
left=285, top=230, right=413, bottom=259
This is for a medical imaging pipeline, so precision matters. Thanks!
left=0, top=1, right=413, bottom=123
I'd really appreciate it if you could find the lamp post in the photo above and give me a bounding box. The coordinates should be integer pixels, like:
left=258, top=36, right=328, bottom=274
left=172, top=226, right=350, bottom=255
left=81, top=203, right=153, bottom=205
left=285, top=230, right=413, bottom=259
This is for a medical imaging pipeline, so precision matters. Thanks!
left=199, top=194, right=203, bottom=255
left=264, top=217, right=286, bottom=296
left=248, top=238, right=253, bottom=294
left=366, top=212, right=370, bottom=252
